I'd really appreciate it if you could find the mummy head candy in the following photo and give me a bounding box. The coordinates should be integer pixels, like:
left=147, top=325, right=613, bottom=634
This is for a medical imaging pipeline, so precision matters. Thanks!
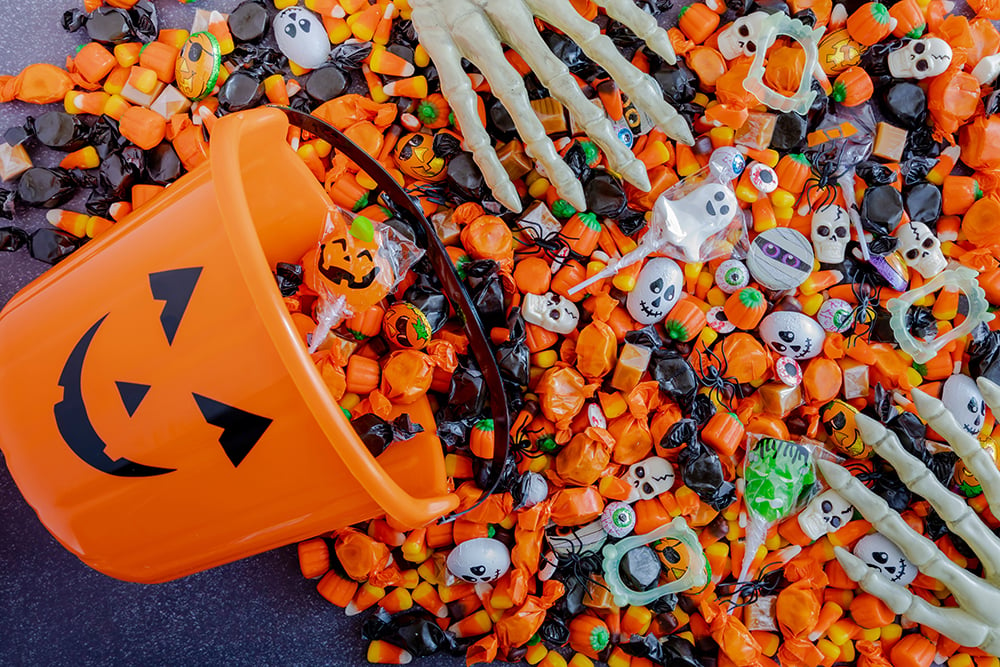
left=747, top=227, right=814, bottom=291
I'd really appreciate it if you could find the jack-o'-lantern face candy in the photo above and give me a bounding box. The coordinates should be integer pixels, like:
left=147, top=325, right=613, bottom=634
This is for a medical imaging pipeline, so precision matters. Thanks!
left=393, top=130, right=462, bottom=182
left=303, top=210, right=409, bottom=316
left=175, top=32, right=222, bottom=101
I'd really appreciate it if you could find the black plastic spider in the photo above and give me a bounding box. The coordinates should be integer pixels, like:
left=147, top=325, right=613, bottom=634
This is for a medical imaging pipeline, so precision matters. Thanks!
left=513, top=217, right=580, bottom=268
left=405, top=181, right=449, bottom=207
left=717, top=559, right=785, bottom=609
left=541, top=529, right=609, bottom=600
left=691, top=343, right=743, bottom=412
left=846, top=276, right=882, bottom=340
left=798, top=140, right=853, bottom=212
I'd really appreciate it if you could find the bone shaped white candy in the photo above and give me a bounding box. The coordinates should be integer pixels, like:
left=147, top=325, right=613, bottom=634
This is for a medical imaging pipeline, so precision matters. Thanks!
left=818, top=378, right=1000, bottom=655
left=408, top=0, right=694, bottom=213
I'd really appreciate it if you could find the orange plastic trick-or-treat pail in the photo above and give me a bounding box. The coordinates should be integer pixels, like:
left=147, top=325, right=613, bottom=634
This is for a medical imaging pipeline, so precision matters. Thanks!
left=0, top=107, right=461, bottom=583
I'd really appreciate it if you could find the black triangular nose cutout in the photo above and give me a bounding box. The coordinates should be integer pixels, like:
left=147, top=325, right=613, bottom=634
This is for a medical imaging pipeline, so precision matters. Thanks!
left=115, top=381, right=151, bottom=417
left=193, top=393, right=272, bottom=467
left=149, top=267, right=203, bottom=345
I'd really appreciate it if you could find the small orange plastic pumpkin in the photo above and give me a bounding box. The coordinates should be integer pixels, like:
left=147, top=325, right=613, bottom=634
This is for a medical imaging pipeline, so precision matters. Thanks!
left=568, top=614, right=611, bottom=659
left=723, top=287, right=767, bottom=330
left=846, top=2, right=895, bottom=46
left=831, top=67, right=873, bottom=107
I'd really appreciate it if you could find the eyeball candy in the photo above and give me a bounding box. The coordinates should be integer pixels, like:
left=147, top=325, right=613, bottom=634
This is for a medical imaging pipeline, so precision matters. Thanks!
left=446, top=537, right=511, bottom=584
left=816, top=297, right=854, bottom=333
left=715, top=259, right=750, bottom=294
left=760, top=311, right=826, bottom=360
left=748, top=162, right=778, bottom=193
left=601, top=501, right=637, bottom=538
left=626, top=257, right=683, bottom=325
left=774, top=356, right=802, bottom=386
left=746, top=227, right=815, bottom=291
left=273, top=7, right=330, bottom=70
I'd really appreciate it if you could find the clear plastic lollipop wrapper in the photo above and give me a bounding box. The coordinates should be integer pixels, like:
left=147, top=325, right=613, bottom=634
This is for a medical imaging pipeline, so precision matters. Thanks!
left=737, top=435, right=818, bottom=607
left=302, top=207, right=422, bottom=353
left=569, top=147, right=746, bottom=295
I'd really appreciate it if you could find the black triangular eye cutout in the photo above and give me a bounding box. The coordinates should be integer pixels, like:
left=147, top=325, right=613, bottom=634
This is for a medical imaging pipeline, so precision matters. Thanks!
left=149, top=267, right=203, bottom=345
left=192, top=393, right=272, bottom=468
left=115, top=381, right=151, bottom=417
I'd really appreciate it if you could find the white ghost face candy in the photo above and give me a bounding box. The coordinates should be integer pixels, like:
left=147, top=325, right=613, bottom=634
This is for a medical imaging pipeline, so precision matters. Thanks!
left=943, top=374, right=987, bottom=436
left=273, top=7, right=330, bottom=70
left=894, top=221, right=946, bottom=279
left=626, top=257, right=683, bottom=325
left=797, top=489, right=854, bottom=541
left=654, top=183, right=739, bottom=263
left=760, top=311, right=826, bottom=360
left=888, top=37, right=953, bottom=80
left=810, top=205, right=850, bottom=264
left=521, top=292, right=580, bottom=335
left=717, top=11, right=769, bottom=61
left=625, top=456, right=675, bottom=503
left=446, top=537, right=510, bottom=583
left=852, top=533, right=917, bottom=586
left=747, top=227, right=815, bottom=291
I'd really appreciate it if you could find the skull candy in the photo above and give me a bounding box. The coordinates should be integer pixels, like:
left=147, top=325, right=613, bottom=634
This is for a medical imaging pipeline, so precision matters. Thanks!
left=942, top=374, right=986, bottom=436
left=717, top=12, right=769, bottom=60
left=810, top=205, right=849, bottom=264
left=852, top=533, right=917, bottom=585
left=797, top=489, right=854, bottom=541
left=894, top=221, right=946, bottom=278
left=522, top=292, right=580, bottom=335
left=625, top=456, right=675, bottom=502
left=626, top=257, right=683, bottom=325
left=888, top=37, right=953, bottom=80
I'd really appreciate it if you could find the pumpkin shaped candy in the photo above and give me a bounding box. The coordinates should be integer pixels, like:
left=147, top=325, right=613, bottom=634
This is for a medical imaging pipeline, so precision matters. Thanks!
left=302, top=208, right=421, bottom=350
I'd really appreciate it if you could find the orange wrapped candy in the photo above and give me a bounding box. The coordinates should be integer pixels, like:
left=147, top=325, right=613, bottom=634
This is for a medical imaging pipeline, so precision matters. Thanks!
left=555, top=426, right=615, bottom=486
left=856, top=640, right=893, bottom=667
left=776, top=580, right=821, bottom=637
left=460, top=214, right=514, bottom=270
left=378, top=349, right=434, bottom=403
left=764, top=45, right=807, bottom=97
left=0, top=63, right=75, bottom=104
left=334, top=528, right=392, bottom=582
left=927, top=68, right=981, bottom=142
left=535, top=365, right=596, bottom=437
left=549, top=486, right=605, bottom=526
left=493, top=579, right=565, bottom=649
left=575, top=319, right=617, bottom=378
left=312, top=93, right=398, bottom=131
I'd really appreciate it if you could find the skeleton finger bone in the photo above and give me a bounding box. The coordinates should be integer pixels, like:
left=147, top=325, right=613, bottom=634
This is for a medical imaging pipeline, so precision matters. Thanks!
left=593, top=0, right=676, bottom=65
left=409, top=4, right=523, bottom=212
left=853, top=412, right=1000, bottom=584
left=913, top=382, right=1000, bottom=521
left=834, top=546, right=998, bottom=653
left=525, top=0, right=694, bottom=145
left=480, top=1, right=650, bottom=191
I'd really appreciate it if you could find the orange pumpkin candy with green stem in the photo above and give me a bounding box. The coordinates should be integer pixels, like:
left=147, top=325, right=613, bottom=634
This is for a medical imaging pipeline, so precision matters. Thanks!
left=568, top=614, right=611, bottom=659
left=889, top=0, right=926, bottom=37
left=723, top=287, right=767, bottom=330
left=846, top=2, right=895, bottom=46
left=830, top=67, right=873, bottom=107
left=664, top=297, right=707, bottom=342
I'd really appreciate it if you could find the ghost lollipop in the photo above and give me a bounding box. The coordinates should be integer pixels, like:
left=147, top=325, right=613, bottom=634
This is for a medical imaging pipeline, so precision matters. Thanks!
left=569, top=148, right=744, bottom=295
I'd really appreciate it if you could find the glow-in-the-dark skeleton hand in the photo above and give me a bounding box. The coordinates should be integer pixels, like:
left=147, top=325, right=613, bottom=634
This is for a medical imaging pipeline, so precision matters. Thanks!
left=408, top=0, right=694, bottom=213
left=818, top=378, right=1000, bottom=655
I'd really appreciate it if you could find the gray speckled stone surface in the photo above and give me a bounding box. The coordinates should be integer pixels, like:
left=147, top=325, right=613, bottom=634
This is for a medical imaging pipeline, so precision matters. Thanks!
left=0, top=3, right=470, bottom=665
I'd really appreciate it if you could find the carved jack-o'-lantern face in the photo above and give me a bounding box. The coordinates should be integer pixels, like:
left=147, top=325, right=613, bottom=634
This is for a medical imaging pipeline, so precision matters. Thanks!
left=393, top=131, right=461, bottom=182
left=820, top=399, right=871, bottom=459
left=303, top=212, right=395, bottom=314
left=176, top=32, right=222, bottom=101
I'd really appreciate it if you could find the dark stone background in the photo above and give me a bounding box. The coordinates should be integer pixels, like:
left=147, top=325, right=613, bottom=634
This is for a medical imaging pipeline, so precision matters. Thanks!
left=0, top=2, right=472, bottom=665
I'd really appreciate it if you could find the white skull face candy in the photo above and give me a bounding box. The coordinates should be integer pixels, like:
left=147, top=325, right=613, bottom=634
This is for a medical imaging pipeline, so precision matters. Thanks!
left=521, top=292, right=580, bottom=335
left=852, top=533, right=917, bottom=585
left=810, top=206, right=850, bottom=264
left=273, top=7, right=330, bottom=70
left=894, top=221, right=946, bottom=279
left=717, top=12, right=769, bottom=60
left=797, top=489, right=854, bottom=541
left=888, top=37, right=953, bottom=80
left=625, top=456, right=675, bottom=502
left=759, top=311, right=826, bottom=360
left=446, top=537, right=511, bottom=584
left=747, top=227, right=815, bottom=291
left=626, top=257, right=683, bottom=325
left=943, top=374, right=986, bottom=436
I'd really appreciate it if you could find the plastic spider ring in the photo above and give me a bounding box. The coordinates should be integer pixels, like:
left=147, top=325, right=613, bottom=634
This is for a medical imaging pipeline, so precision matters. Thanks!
left=742, top=12, right=823, bottom=115
left=887, top=266, right=994, bottom=364
left=601, top=516, right=709, bottom=607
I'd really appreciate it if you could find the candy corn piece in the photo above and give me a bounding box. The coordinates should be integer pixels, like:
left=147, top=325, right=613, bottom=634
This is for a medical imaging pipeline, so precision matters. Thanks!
left=378, top=586, right=413, bottom=613
left=367, top=640, right=412, bottom=665
left=373, top=3, right=395, bottom=44
left=59, top=146, right=100, bottom=170
left=46, top=210, right=89, bottom=237
left=345, top=582, right=387, bottom=616
left=368, top=48, right=414, bottom=77
left=448, top=609, right=493, bottom=638
left=381, top=76, right=428, bottom=99
left=348, top=4, right=381, bottom=41
left=411, top=581, right=447, bottom=618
